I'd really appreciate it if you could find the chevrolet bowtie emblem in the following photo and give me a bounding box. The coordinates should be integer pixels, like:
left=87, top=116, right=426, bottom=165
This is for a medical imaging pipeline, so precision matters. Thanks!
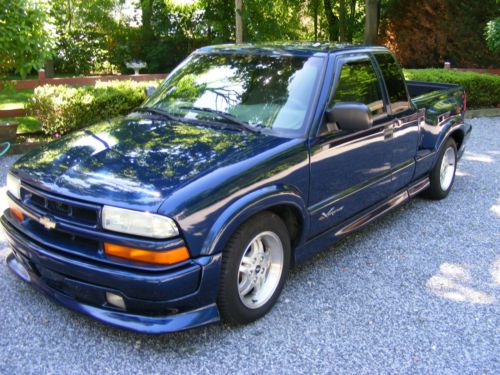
left=39, top=216, right=56, bottom=230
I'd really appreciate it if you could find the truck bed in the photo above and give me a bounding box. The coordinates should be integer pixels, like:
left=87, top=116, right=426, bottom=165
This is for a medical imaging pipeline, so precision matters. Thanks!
left=407, top=80, right=465, bottom=125
left=406, top=80, right=460, bottom=98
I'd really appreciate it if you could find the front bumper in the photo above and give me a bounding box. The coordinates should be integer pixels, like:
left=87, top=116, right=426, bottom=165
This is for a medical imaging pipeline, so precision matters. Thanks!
left=1, top=214, right=221, bottom=334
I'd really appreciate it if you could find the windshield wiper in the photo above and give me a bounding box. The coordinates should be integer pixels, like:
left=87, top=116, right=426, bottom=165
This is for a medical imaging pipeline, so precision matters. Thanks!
left=178, top=105, right=260, bottom=133
left=134, top=107, right=178, bottom=121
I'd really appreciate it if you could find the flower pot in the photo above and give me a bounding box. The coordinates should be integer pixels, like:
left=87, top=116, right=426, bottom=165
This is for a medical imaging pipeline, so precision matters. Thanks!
left=0, top=121, right=18, bottom=142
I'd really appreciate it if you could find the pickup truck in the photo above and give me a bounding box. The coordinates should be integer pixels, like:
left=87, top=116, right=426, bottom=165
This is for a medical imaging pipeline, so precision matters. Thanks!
left=2, top=43, right=470, bottom=333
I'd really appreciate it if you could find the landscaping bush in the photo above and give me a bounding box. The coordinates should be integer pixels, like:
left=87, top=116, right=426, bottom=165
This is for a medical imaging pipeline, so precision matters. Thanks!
left=27, top=80, right=159, bottom=135
left=404, top=69, right=500, bottom=108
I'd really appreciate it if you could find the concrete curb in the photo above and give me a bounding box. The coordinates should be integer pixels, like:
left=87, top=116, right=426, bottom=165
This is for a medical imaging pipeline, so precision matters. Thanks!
left=465, top=108, right=500, bottom=118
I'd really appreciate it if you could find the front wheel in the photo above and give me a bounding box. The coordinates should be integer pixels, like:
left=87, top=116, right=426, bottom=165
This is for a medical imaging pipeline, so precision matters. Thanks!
left=217, top=211, right=291, bottom=325
left=425, top=138, right=457, bottom=200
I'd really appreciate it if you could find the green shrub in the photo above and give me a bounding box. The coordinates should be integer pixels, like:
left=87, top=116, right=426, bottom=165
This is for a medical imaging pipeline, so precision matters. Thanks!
left=485, top=17, right=500, bottom=53
left=27, top=80, right=160, bottom=135
left=404, top=69, right=500, bottom=109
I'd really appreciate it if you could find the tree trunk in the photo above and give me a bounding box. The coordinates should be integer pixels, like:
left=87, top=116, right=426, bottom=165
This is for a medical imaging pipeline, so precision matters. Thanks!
left=339, top=0, right=348, bottom=42
left=323, top=0, right=339, bottom=41
left=44, top=60, right=55, bottom=78
left=347, top=0, right=356, bottom=43
left=363, top=0, right=379, bottom=44
left=235, top=0, right=243, bottom=43
left=67, top=0, right=72, bottom=33
left=140, top=0, right=154, bottom=42
left=313, top=0, right=319, bottom=41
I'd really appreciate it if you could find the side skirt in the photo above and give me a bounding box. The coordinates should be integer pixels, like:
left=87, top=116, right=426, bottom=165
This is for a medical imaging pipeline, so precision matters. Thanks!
left=294, top=176, right=430, bottom=264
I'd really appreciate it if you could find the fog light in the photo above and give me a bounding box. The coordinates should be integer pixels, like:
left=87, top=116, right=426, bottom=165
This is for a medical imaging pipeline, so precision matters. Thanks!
left=106, top=292, right=126, bottom=309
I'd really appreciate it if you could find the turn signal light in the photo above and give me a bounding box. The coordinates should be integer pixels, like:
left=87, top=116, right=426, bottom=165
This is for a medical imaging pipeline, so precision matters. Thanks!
left=103, top=243, right=189, bottom=265
left=9, top=206, right=24, bottom=221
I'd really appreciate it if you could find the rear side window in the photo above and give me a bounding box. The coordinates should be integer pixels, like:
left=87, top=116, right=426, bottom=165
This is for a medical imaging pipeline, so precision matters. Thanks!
left=375, top=53, right=410, bottom=113
left=332, top=60, right=385, bottom=118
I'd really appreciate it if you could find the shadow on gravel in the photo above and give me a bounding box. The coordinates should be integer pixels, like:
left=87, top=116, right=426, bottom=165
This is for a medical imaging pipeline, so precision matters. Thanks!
left=426, top=262, right=495, bottom=304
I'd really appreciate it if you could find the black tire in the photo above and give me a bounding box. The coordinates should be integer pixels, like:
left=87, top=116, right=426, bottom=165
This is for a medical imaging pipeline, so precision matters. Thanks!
left=424, top=138, right=457, bottom=200
left=217, top=211, right=291, bottom=325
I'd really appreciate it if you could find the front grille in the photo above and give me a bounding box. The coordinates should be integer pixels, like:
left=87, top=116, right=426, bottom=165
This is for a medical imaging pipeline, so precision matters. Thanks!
left=26, top=219, right=100, bottom=255
left=21, top=184, right=99, bottom=227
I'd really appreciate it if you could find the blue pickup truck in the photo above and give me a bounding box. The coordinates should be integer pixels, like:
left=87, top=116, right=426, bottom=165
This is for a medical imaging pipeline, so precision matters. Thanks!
left=2, top=43, right=470, bottom=333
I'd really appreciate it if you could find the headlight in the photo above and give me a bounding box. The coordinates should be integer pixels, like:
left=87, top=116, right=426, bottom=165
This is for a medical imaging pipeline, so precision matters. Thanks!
left=102, top=206, right=179, bottom=239
left=7, top=173, right=21, bottom=200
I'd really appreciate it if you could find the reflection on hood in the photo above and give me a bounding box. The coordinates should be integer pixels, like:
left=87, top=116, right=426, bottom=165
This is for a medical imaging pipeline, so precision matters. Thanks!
left=13, top=115, right=286, bottom=211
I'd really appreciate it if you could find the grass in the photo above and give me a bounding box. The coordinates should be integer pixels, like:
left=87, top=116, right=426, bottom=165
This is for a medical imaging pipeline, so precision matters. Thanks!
left=0, top=89, right=42, bottom=135
left=0, top=89, right=34, bottom=110
left=1, top=116, right=41, bottom=134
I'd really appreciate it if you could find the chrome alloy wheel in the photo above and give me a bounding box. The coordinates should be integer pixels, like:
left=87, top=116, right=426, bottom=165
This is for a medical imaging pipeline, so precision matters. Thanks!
left=237, top=231, right=284, bottom=309
left=439, top=146, right=456, bottom=191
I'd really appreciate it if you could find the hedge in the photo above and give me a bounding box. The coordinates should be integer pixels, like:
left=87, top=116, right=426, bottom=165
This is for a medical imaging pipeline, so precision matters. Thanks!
left=404, top=69, right=500, bottom=109
left=27, top=80, right=159, bottom=135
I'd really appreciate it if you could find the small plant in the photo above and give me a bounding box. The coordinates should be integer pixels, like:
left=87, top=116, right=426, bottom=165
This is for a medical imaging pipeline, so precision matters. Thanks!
left=27, top=80, right=160, bottom=136
left=485, top=18, right=500, bottom=53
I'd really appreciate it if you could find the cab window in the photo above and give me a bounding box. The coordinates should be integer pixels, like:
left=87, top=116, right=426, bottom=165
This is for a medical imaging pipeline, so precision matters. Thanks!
left=375, top=53, right=410, bottom=113
left=331, top=59, right=385, bottom=119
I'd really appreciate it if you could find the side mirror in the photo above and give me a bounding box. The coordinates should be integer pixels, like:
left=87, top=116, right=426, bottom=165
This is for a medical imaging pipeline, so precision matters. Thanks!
left=144, top=86, right=156, bottom=97
left=325, top=102, right=373, bottom=131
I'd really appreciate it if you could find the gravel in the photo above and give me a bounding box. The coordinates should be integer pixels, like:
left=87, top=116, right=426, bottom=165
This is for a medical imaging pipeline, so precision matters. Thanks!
left=1, top=117, right=499, bottom=375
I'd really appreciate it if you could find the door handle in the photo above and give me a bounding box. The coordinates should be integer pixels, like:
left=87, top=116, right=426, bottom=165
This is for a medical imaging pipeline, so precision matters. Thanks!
left=394, top=119, right=404, bottom=128
left=383, top=124, right=394, bottom=140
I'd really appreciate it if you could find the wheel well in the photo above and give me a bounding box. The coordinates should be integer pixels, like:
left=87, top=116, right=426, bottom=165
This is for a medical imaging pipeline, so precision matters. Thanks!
left=267, top=204, right=303, bottom=248
left=449, top=130, right=464, bottom=151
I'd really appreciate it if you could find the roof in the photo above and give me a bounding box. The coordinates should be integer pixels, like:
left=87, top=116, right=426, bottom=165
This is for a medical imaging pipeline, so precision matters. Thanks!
left=196, top=42, right=388, bottom=57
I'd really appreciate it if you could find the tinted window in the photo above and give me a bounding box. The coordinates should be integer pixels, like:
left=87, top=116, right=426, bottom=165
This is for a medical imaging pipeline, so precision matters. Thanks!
left=144, top=54, right=324, bottom=137
left=375, top=53, right=409, bottom=113
left=332, top=60, right=385, bottom=117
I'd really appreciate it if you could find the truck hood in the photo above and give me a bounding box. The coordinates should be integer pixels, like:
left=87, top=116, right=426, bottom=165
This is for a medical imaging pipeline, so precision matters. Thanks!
left=12, top=115, right=287, bottom=211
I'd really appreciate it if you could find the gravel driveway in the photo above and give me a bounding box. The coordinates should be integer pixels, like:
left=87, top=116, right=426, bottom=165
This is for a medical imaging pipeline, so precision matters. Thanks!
left=0, top=117, right=499, bottom=375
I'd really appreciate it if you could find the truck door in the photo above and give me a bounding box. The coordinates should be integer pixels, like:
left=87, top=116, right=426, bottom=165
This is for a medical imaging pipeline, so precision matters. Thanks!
left=308, top=55, right=393, bottom=238
left=373, top=53, right=420, bottom=192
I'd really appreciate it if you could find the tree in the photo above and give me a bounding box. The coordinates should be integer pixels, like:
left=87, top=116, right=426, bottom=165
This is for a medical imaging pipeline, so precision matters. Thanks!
left=141, top=0, right=154, bottom=43
left=48, top=0, right=128, bottom=74
left=339, top=0, right=348, bottom=42
left=235, top=0, right=243, bottom=43
left=323, top=0, right=340, bottom=41
left=363, top=0, right=380, bottom=44
left=347, top=0, right=359, bottom=42
left=312, top=0, right=319, bottom=41
left=0, top=0, right=54, bottom=79
left=379, top=0, right=498, bottom=68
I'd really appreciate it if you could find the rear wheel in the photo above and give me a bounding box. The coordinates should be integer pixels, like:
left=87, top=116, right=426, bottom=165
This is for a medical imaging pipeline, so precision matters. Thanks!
left=217, top=211, right=290, bottom=324
left=425, top=138, right=457, bottom=200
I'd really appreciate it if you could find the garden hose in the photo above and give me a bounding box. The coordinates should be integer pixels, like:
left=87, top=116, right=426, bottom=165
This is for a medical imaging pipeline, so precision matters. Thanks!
left=0, top=142, right=11, bottom=157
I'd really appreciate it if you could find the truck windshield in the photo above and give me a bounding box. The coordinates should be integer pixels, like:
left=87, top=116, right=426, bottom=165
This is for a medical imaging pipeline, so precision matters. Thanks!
left=143, top=53, right=324, bottom=137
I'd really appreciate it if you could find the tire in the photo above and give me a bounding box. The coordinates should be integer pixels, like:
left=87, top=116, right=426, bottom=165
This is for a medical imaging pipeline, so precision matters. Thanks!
left=424, top=138, right=457, bottom=200
left=217, top=211, right=291, bottom=325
